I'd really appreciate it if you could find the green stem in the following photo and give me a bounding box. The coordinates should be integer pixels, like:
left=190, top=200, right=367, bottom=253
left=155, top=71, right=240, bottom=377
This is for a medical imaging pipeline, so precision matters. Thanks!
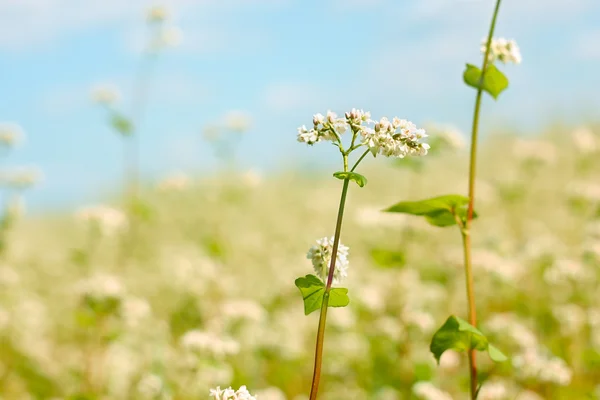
left=350, top=149, right=370, bottom=172
left=308, top=177, right=351, bottom=400
left=464, top=1, right=502, bottom=399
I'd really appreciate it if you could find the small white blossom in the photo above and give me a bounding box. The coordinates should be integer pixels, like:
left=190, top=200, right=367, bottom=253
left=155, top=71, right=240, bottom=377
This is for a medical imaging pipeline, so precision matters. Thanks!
left=482, top=37, right=522, bottom=64
left=91, top=83, right=121, bottom=105
left=181, top=330, right=240, bottom=357
left=478, top=380, right=508, bottom=400
left=147, top=5, right=169, bottom=22
left=76, top=274, right=125, bottom=303
left=209, top=385, right=257, bottom=400
left=75, top=205, right=128, bottom=236
left=361, top=117, right=430, bottom=158
left=412, top=381, right=453, bottom=400
left=0, top=122, right=24, bottom=147
left=307, top=236, right=349, bottom=284
left=513, top=348, right=572, bottom=386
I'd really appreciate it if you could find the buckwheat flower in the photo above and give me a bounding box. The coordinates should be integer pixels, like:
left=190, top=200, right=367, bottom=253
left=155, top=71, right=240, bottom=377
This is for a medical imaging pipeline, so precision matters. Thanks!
left=552, top=304, right=586, bottom=335
left=209, top=385, right=257, bottom=400
left=572, top=126, right=597, bottom=154
left=91, top=83, right=121, bottom=105
left=121, top=296, right=152, bottom=328
left=223, top=110, right=253, bottom=133
left=412, top=381, right=453, bottom=400
left=76, top=274, right=125, bottom=304
left=147, top=5, right=169, bottom=22
left=0, top=166, right=43, bottom=189
left=307, top=236, right=349, bottom=284
left=544, top=258, right=592, bottom=284
left=478, top=380, right=508, bottom=400
left=157, top=172, right=190, bottom=191
left=0, top=122, right=24, bottom=147
left=298, top=110, right=347, bottom=145
left=513, top=138, right=556, bottom=164
left=158, top=26, right=183, bottom=48
left=137, top=373, right=164, bottom=398
left=362, top=117, right=429, bottom=158
left=75, top=205, right=128, bottom=236
left=482, top=37, right=522, bottom=64
left=181, top=329, right=240, bottom=357
left=255, top=387, right=286, bottom=400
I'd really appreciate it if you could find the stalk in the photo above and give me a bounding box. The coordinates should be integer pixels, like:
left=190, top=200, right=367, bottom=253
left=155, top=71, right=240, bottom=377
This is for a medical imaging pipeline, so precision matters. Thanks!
left=463, top=0, right=502, bottom=398
left=308, top=176, right=350, bottom=400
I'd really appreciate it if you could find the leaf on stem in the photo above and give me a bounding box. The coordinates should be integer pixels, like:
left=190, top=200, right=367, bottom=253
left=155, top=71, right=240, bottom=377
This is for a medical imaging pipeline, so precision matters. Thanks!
left=294, top=274, right=349, bottom=315
left=384, top=194, right=477, bottom=227
left=463, top=63, right=509, bottom=100
left=110, top=113, right=134, bottom=136
left=430, top=315, right=508, bottom=364
left=333, top=171, right=367, bottom=187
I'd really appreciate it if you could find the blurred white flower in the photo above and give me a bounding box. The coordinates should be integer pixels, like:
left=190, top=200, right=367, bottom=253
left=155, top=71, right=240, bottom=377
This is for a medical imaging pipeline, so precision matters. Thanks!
left=76, top=274, right=125, bottom=303
left=157, top=172, right=190, bottom=191
left=147, top=5, right=169, bottom=22
left=354, top=205, right=408, bottom=228
left=439, top=350, right=461, bottom=370
left=223, top=110, right=253, bottom=133
left=568, top=181, right=600, bottom=203
left=515, top=390, right=544, bottom=400
left=241, top=169, right=262, bottom=188
left=572, top=126, right=597, bottom=154
left=121, top=296, right=152, bottom=327
left=544, top=258, right=592, bottom=285
left=0, top=122, right=24, bottom=147
left=0, top=166, right=43, bottom=189
left=403, top=308, right=435, bottom=333
left=158, top=26, right=183, bottom=48
left=482, top=37, right=522, bottom=64
left=552, top=304, right=586, bottom=335
left=478, top=380, right=509, bottom=400
left=181, top=330, right=240, bottom=357
left=513, top=138, right=556, bottom=164
left=210, top=385, right=257, bottom=400
left=221, top=299, right=266, bottom=322
left=307, top=236, right=349, bottom=284
left=513, top=347, right=572, bottom=386
left=254, top=387, right=286, bottom=400
left=75, top=205, right=128, bottom=236
left=91, top=83, right=121, bottom=105
left=485, top=313, right=539, bottom=349
left=412, top=381, right=453, bottom=400
left=137, top=373, right=164, bottom=398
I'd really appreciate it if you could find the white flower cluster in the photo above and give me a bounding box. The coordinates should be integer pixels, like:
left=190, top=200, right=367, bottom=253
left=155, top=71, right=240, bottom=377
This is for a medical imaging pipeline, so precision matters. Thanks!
left=481, top=37, right=522, bottom=64
left=91, top=83, right=121, bottom=106
left=412, top=381, right=453, bottom=400
left=512, top=348, right=572, bottom=386
left=297, top=109, right=429, bottom=158
left=209, top=385, right=256, bottom=400
left=543, top=258, right=592, bottom=285
left=75, top=274, right=125, bottom=302
left=75, top=205, right=128, bottom=236
left=180, top=329, right=240, bottom=358
left=307, top=236, right=349, bottom=284
left=0, top=122, right=24, bottom=147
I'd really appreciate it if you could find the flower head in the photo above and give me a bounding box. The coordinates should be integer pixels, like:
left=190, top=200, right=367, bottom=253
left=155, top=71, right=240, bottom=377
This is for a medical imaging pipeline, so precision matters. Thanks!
left=0, top=123, right=24, bottom=147
left=91, top=84, right=121, bottom=106
left=147, top=5, right=169, bottom=22
left=75, top=205, right=128, bottom=236
left=209, top=385, right=257, bottom=400
left=307, top=237, right=349, bottom=284
left=481, top=37, right=522, bottom=64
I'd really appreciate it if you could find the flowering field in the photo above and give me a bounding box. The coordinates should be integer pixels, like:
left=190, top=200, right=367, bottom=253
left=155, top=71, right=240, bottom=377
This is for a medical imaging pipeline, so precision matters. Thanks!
left=1, top=123, right=600, bottom=399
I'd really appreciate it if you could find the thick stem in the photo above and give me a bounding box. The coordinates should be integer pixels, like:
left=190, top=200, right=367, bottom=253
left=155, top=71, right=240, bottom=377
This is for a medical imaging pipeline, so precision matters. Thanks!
left=464, top=1, right=502, bottom=399
left=309, top=177, right=351, bottom=400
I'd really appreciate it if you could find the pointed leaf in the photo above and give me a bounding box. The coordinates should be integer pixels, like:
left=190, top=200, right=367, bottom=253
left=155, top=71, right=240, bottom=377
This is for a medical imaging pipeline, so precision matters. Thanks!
left=110, top=113, right=134, bottom=136
left=384, top=195, right=476, bottom=227
left=430, top=315, right=508, bottom=364
left=333, top=171, right=367, bottom=187
left=463, top=64, right=509, bottom=99
left=294, top=275, right=349, bottom=315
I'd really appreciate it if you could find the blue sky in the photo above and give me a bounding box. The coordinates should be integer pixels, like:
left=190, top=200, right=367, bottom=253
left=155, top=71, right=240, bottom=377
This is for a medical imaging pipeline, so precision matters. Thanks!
left=1, top=0, right=599, bottom=211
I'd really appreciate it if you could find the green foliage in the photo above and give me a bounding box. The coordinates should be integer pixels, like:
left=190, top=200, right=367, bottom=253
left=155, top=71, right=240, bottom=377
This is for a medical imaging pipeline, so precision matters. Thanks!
left=294, top=274, right=349, bottom=315
left=384, top=194, right=476, bottom=227
left=370, top=247, right=406, bottom=268
left=169, top=295, right=204, bottom=338
left=463, top=64, right=509, bottom=99
left=333, top=171, right=367, bottom=187
left=110, top=113, right=134, bottom=136
left=430, top=315, right=508, bottom=364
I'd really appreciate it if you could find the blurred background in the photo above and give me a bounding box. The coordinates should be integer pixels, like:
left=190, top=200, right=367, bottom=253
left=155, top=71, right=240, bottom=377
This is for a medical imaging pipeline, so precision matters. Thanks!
left=1, top=1, right=600, bottom=399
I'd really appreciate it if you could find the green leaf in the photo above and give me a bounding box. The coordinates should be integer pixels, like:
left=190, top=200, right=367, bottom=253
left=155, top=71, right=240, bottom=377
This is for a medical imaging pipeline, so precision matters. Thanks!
left=110, top=113, right=134, bottom=136
left=430, top=315, right=508, bottom=364
left=384, top=194, right=476, bottom=227
left=463, top=63, right=509, bottom=99
left=294, top=274, right=349, bottom=315
left=333, top=171, right=367, bottom=187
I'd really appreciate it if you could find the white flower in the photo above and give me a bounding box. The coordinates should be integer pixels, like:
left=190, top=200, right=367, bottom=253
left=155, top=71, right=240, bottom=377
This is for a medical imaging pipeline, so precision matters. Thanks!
left=137, top=373, right=164, bottom=398
left=412, top=381, right=453, bottom=400
left=223, top=110, right=253, bottom=132
left=482, top=37, right=522, bottom=64
left=75, top=205, right=128, bottom=236
left=0, top=122, right=24, bottom=147
left=513, top=348, right=572, bottom=386
left=121, top=296, right=151, bottom=327
left=210, top=385, right=257, bottom=400
left=513, top=138, right=556, bottom=164
left=572, top=126, right=597, bottom=154
left=307, top=236, right=349, bottom=284
left=147, top=5, right=169, bottom=22
left=255, top=387, right=286, bottom=400
left=0, top=166, right=43, bottom=189
left=158, top=26, right=183, bottom=48
left=181, top=330, right=240, bottom=357
left=478, top=380, right=508, bottom=400
left=544, top=258, right=592, bottom=284
left=157, top=172, right=190, bottom=191
left=76, top=274, right=125, bottom=302
left=361, top=117, right=429, bottom=158
left=91, top=83, right=121, bottom=105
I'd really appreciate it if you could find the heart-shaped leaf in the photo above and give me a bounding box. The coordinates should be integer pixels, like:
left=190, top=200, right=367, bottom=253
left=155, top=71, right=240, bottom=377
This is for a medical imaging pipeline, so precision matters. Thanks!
left=294, top=274, right=349, bottom=315
left=463, top=64, right=509, bottom=100
left=430, top=315, right=508, bottom=364
left=333, top=171, right=367, bottom=187
left=384, top=194, right=476, bottom=227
